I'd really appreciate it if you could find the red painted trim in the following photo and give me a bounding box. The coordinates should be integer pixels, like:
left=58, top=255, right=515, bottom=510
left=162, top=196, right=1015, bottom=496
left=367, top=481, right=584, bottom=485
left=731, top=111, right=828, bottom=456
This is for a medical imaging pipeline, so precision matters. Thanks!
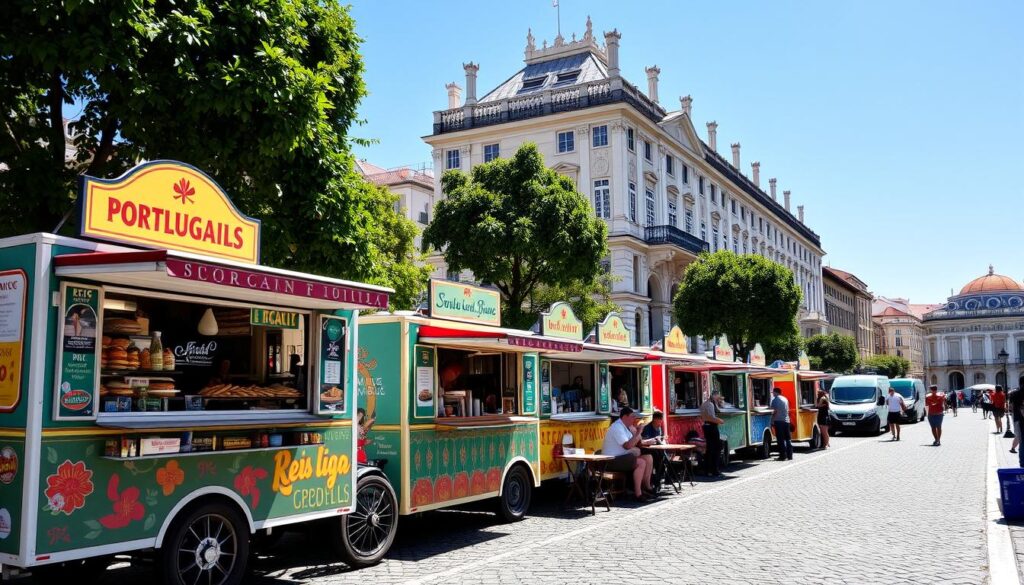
left=54, top=250, right=168, bottom=266
left=417, top=325, right=506, bottom=339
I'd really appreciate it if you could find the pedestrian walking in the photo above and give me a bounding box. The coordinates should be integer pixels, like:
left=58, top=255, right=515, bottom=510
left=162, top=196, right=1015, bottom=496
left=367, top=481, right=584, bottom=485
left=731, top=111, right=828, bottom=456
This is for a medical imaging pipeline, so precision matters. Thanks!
left=1009, top=388, right=1024, bottom=466
left=949, top=391, right=958, bottom=417
left=886, top=387, right=906, bottom=441
left=925, top=385, right=945, bottom=446
left=982, top=390, right=992, bottom=419
left=700, top=390, right=726, bottom=477
left=816, top=389, right=831, bottom=449
left=992, top=386, right=1006, bottom=434
left=771, top=387, right=793, bottom=460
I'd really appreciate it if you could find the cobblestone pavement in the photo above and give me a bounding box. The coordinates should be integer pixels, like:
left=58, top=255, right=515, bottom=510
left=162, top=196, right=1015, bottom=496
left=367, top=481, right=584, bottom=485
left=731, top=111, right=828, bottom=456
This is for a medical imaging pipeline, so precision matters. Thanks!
left=36, top=413, right=996, bottom=584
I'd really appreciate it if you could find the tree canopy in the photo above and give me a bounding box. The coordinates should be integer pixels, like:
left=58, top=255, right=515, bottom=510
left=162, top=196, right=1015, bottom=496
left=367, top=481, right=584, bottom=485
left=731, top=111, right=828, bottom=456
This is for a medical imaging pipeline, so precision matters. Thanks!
left=423, top=143, right=608, bottom=329
left=861, top=354, right=911, bottom=378
left=529, top=272, right=619, bottom=336
left=0, top=0, right=428, bottom=307
left=761, top=320, right=803, bottom=362
left=805, top=333, right=858, bottom=373
left=673, top=250, right=802, bottom=357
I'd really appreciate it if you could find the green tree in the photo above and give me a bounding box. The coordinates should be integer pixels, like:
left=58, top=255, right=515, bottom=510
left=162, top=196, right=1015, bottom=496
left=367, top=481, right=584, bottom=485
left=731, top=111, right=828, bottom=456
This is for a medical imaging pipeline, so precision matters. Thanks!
left=861, top=354, right=911, bottom=378
left=806, top=333, right=859, bottom=373
left=673, top=250, right=802, bottom=357
left=529, top=272, right=619, bottom=336
left=761, top=320, right=804, bottom=362
left=423, top=143, right=608, bottom=329
left=0, top=1, right=426, bottom=307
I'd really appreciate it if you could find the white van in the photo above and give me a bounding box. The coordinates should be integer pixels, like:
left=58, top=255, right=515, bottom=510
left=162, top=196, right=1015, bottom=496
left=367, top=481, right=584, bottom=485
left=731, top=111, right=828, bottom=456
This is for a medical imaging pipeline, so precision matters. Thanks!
left=889, top=378, right=926, bottom=423
left=829, top=375, right=890, bottom=434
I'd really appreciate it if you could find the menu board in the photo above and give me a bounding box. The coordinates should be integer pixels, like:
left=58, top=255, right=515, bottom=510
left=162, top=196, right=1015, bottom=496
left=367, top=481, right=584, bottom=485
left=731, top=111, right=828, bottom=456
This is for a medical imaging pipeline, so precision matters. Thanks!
left=641, top=366, right=652, bottom=412
left=540, top=360, right=552, bottom=416
left=521, top=354, right=538, bottom=415
left=413, top=344, right=435, bottom=419
left=598, top=361, right=610, bottom=413
left=55, top=283, right=101, bottom=420
left=0, top=270, right=25, bottom=412
left=317, top=315, right=347, bottom=414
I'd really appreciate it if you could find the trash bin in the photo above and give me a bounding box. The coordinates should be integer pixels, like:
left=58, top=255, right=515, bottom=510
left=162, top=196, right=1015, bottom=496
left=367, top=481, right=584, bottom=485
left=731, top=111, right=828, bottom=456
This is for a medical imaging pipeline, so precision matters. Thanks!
left=998, top=468, right=1024, bottom=520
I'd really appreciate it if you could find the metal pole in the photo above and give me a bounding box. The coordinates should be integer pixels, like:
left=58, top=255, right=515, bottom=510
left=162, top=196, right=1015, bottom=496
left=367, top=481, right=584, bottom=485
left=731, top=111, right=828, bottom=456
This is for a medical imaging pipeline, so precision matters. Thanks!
left=1005, top=363, right=1015, bottom=438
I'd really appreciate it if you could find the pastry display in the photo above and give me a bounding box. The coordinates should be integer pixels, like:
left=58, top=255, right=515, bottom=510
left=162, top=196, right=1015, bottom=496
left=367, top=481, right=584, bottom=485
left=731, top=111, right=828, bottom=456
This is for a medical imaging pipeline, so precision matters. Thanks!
left=104, top=318, right=142, bottom=335
left=163, top=348, right=174, bottom=371
left=321, top=385, right=344, bottom=403
left=199, top=383, right=303, bottom=399
left=126, top=344, right=140, bottom=369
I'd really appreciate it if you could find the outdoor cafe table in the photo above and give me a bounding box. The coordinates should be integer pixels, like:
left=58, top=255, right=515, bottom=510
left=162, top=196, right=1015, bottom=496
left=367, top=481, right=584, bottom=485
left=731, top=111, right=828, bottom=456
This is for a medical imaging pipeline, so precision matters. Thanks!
left=557, top=452, right=614, bottom=515
left=641, top=444, right=697, bottom=493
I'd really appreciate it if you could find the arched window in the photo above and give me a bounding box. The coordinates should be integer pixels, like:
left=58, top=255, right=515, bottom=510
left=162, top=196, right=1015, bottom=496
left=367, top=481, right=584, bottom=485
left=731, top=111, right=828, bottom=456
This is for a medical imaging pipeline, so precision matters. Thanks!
left=948, top=372, right=965, bottom=391
left=974, top=372, right=986, bottom=384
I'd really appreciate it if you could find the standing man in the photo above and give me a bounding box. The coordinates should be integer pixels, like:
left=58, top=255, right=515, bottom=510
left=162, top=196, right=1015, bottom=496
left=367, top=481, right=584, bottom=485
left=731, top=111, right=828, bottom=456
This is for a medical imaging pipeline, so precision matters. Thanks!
left=925, top=385, right=945, bottom=446
left=700, top=390, right=726, bottom=477
left=949, top=390, right=958, bottom=417
left=993, top=386, right=1007, bottom=434
left=886, top=387, right=907, bottom=441
left=770, top=387, right=793, bottom=461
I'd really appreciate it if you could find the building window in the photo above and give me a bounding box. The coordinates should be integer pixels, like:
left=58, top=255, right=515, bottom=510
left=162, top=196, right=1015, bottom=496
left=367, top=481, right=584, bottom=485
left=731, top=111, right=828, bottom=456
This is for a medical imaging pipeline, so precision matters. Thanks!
left=446, top=149, right=460, bottom=170
left=626, top=127, right=635, bottom=151
left=698, top=176, right=705, bottom=195
left=668, top=197, right=678, bottom=227
left=592, top=125, right=608, bottom=148
left=732, top=236, right=738, bottom=253
left=666, top=155, right=674, bottom=176
left=731, top=199, right=737, bottom=214
left=741, top=206, right=746, bottom=221
left=700, top=220, right=707, bottom=242
left=628, top=182, right=638, bottom=223
left=682, top=165, right=689, bottom=184
left=633, top=255, right=641, bottom=293
left=685, top=208, right=693, bottom=233
left=645, top=188, right=656, bottom=226
left=593, top=179, right=610, bottom=219
left=483, top=143, right=500, bottom=162
left=557, top=131, right=575, bottom=153
left=712, top=225, right=720, bottom=252
left=644, top=141, right=652, bottom=161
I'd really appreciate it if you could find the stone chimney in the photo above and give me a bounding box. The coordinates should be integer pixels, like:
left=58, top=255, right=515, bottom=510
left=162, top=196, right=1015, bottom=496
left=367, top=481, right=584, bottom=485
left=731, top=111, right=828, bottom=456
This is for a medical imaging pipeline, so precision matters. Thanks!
left=797, top=205, right=805, bottom=223
left=783, top=190, right=791, bottom=212
left=680, top=95, right=692, bottom=118
left=769, top=178, right=777, bottom=200
left=604, top=30, right=621, bottom=78
left=445, top=82, right=462, bottom=109
left=706, top=121, right=718, bottom=151
left=751, top=162, right=760, bottom=187
left=645, top=66, right=660, bottom=103
left=731, top=143, right=741, bottom=169
left=463, top=62, right=479, bottom=105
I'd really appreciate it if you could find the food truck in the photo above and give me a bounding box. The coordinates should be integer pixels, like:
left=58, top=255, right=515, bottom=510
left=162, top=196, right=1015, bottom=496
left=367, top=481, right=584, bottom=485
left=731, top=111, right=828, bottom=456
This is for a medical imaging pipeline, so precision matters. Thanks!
left=744, top=344, right=788, bottom=459
left=0, top=162, right=398, bottom=583
left=767, top=352, right=830, bottom=451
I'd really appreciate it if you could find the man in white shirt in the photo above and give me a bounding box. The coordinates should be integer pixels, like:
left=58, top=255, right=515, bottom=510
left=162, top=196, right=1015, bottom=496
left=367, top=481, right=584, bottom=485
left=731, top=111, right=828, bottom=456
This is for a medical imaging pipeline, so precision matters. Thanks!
left=601, top=407, right=656, bottom=501
left=885, top=387, right=906, bottom=441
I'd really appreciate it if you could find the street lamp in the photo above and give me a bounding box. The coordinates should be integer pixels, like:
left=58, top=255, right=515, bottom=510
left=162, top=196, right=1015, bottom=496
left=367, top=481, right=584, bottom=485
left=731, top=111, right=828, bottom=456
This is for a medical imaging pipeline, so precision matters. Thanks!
left=999, top=348, right=1013, bottom=439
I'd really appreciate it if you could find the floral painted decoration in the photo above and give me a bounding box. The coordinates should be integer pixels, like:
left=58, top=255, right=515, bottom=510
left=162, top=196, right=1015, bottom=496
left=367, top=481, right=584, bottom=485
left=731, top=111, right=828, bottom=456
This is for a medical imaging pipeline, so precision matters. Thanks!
left=99, top=474, right=145, bottom=529
left=156, top=460, right=185, bottom=496
left=173, top=178, right=195, bottom=204
left=44, top=460, right=94, bottom=516
left=233, top=465, right=268, bottom=509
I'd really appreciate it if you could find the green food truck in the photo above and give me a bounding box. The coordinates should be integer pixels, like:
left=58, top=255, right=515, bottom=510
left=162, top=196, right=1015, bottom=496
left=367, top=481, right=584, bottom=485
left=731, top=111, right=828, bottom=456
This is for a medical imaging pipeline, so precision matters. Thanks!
left=0, top=161, right=398, bottom=584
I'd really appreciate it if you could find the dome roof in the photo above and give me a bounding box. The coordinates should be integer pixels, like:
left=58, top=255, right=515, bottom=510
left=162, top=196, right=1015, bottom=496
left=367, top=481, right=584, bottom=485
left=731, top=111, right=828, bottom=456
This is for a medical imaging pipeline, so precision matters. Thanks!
left=959, top=265, right=1024, bottom=295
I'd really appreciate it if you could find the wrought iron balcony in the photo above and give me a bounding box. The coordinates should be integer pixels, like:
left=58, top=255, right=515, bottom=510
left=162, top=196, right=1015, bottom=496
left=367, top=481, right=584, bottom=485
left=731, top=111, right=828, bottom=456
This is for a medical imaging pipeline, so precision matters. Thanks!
left=644, top=225, right=710, bottom=255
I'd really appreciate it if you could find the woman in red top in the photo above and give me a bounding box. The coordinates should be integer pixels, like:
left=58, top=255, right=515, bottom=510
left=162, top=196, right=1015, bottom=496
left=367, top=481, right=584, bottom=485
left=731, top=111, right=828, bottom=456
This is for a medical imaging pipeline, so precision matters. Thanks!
left=992, top=386, right=1007, bottom=433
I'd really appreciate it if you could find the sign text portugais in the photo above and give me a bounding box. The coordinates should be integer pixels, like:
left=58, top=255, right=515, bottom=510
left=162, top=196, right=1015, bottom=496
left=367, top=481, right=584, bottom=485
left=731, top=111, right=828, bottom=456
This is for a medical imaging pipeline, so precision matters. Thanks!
left=541, top=301, right=583, bottom=341
left=663, top=325, right=687, bottom=355
left=596, top=312, right=631, bottom=348
left=251, top=308, right=300, bottom=329
left=428, top=280, right=500, bottom=326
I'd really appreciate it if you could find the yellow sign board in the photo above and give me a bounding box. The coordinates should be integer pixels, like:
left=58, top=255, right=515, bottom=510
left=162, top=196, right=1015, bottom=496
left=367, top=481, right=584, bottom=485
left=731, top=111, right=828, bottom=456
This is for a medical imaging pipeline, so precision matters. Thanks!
left=798, top=350, right=811, bottom=371
left=0, top=270, right=26, bottom=412
left=749, top=343, right=766, bottom=367
left=664, top=325, right=687, bottom=355
left=80, top=161, right=261, bottom=264
left=541, top=301, right=583, bottom=341
left=596, top=312, right=631, bottom=348
left=714, top=335, right=734, bottom=362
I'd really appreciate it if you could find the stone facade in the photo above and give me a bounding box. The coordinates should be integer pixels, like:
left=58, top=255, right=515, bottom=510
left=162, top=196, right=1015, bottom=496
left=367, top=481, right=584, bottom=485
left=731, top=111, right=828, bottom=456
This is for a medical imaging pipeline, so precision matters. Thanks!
left=357, top=160, right=435, bottom=250
left=822, top=266, right=873, bottom=359
left=873, top=297, right=935, bottom=378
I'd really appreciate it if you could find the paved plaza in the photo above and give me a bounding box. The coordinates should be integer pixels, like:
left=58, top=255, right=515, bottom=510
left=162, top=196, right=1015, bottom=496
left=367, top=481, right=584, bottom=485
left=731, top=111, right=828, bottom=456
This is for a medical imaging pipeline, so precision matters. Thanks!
left=54, top=410, right=1013, bottom=585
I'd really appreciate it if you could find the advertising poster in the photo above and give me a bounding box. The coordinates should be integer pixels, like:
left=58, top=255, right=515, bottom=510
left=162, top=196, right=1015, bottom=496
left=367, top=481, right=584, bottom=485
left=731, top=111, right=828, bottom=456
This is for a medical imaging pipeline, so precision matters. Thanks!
left=641, top=367, right=652, bottom=412
left=598, top=362, right=610, bottom=413
left=522, top=354, right=537, bottom=415
left=414, top=344, right=436, bottom=419
left=0, top=270, right=26, bottom=412
left=540, top=360, right=552, bottom=416
left=55, top=283, right=101, bottom=420
left=317, top=315, right=347, bottom=414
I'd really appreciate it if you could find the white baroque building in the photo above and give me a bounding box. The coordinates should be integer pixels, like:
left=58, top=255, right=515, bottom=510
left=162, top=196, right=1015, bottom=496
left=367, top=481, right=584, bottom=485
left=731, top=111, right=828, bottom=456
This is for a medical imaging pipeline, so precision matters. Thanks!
left=423, top=19, right=827, bottom=346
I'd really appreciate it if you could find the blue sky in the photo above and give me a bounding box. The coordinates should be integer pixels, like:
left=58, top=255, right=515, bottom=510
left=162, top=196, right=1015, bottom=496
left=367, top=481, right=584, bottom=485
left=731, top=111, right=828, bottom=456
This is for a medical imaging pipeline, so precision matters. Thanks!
left=349, top=0, right=1023, bottom=303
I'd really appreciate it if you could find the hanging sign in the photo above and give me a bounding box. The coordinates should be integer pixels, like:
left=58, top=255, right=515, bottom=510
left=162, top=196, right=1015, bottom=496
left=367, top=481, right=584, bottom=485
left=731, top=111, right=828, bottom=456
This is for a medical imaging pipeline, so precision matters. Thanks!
left=522, top=354, right=538, bottom=414
left=596, top=312, right=631, bottom=348
left=714, top=335, right=734, bottom=362
left=664, top=325, right=687, bottom=355
left=80, top=161, right=261, bottom=264
left=428, top=279, right=500, bottom=326
left=0, top=270, right=26, bottom=413
left=798, top=350, right=811, bottom=371
left=250, top=308, right=300, bottom=329
left=540, top=301, right=583, bottom=341
left=317, top=315, right=347, bottom=414
left=54, top=283, right=101, bottom=420
left=749, top=343, right=766, bottom=367
left=413, top=345, right=436, bottom=419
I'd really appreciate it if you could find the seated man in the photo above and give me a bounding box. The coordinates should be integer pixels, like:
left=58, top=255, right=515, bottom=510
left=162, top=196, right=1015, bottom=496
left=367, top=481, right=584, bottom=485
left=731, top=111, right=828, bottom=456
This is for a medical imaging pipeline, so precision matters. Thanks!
left=601, top=407, right=656, bottom=501
left=640, top=410, right=667, bottom=487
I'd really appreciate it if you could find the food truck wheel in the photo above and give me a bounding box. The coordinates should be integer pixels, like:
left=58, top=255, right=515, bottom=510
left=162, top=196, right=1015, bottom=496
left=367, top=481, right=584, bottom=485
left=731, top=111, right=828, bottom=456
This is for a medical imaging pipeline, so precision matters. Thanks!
left=160, top=501, right=250, bottom=585
left=32, top=555, right=112, bottom=582
left=720, top=440, right=731, bottom=468
left=335, top=474, right=398, bottom=567
left=496, top=464, right=532, bottom=522
left=760, top=430, right=773, bottom=459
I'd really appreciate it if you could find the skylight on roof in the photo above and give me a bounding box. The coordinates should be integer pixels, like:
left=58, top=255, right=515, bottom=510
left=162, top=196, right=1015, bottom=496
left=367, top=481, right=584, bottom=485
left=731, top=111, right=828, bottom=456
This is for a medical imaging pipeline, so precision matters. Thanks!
left=518, top=76, right=547, bottom=93
left=551, top=70, right=581, bottom=87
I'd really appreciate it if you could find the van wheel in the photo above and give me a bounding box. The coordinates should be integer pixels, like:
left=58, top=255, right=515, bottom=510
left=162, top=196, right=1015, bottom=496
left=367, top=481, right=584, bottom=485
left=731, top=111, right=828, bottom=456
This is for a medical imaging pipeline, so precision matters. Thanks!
left=160, top=502, right=249, bottom=585
left=760, top=430, right=772, bottom=459
left=497, top=464, right=532, bottom=522
left=32, top=555, right=111, bottom=583
left=334, top=474, right=398, bottom=568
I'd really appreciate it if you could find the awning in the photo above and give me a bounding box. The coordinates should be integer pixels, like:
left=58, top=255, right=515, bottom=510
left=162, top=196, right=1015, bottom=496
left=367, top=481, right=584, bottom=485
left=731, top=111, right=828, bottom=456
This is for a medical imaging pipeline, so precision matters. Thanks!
left=416, top=323, right=583, bottom=353
left=796, top=371, right=836, bottom=381
left=54, top=249, right=392, bottom=311
left=545, top=343, right=652, bottom=362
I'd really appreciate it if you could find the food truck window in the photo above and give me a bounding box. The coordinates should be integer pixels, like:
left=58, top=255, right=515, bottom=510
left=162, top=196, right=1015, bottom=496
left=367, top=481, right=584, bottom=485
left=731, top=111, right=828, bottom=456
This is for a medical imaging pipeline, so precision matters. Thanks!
left=712, top=374, right=741, bottom=408
left=99, top=291, right=308, bottom=414
left=437, top=347, right=517, bottom=417
left=550, top=361, right=595, bottom=413
left=799, top=380, right=817, bottom=406
left=672, top=371, right=700, bottom=410
left=610, top=366, right=640, bottom=411
left=751, top=378, right=772, bottom=408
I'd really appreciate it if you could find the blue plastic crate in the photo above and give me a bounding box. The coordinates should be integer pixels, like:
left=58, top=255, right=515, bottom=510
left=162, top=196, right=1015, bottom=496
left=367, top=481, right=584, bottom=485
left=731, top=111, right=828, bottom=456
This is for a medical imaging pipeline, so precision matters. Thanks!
left=998, top=468, right=1024, bottom=521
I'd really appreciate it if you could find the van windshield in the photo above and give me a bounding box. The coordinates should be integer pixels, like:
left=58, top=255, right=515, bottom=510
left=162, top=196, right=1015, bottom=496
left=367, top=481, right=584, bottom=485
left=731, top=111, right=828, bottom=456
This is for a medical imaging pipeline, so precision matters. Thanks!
left=891, top=384, right=915, bottom=399
left=830, top=385, right=876, bottom=404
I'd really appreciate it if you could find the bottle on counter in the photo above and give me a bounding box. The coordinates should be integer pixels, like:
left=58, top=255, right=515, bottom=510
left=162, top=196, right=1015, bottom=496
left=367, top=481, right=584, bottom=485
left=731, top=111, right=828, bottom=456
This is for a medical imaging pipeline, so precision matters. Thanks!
left=150, top=331, right=163, bottom=371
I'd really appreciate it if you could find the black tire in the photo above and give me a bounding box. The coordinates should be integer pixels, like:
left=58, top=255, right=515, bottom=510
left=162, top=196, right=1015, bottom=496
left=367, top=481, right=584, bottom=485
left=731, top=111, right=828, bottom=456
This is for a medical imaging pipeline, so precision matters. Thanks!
left=496, top=464, right=532, bottom=522
left=809, top=426, right=821, bottom=450
left=32, top=555, right=111, bottom=583
left=160, top=501, right=249, bottom=585
left=335, top=474, right=398, bottom=568
left=760, top=430, right=772, bottom=459
left=720, top=440, right=731, bottom=468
